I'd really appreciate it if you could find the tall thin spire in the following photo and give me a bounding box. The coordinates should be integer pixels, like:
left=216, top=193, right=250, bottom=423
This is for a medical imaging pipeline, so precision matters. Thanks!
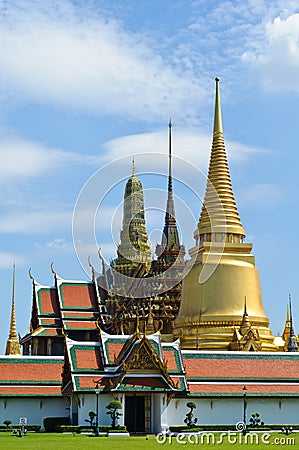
left=196, top=77, right=246, bottom=243
left=213, top=77, right=223, bottom=135
left=156, top=120, right=183, bottom=260
left=5, top=263, right=20, bottom=355
left=132, top=156, right=135, bottom=176
left=287, top=294, right=298, bottom=352
left=168, top=118, right=173, bottom=196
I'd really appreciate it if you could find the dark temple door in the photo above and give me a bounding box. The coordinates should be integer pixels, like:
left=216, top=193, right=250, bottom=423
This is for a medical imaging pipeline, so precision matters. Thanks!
left=125, top=395, right=145, bottom=433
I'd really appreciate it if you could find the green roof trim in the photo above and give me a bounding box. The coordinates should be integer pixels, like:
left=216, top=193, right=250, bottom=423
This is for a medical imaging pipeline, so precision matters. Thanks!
left=147, top=339, right=160, bottom=356
left=163, top=345, right=184, bottom=373
left=182, top=352, right=299, bottom=361
left=58, top=282, right=97, bottom=311
left=188, top=392, right=299, bottom=398
left=0, top=358, right=63, bottom=365
left=73, top=376, right=105, bottom=392
left=0, top=393, right=62, bottom=397
left=69, top=344, right=102, bottom=373
left=187, top=376, right=299, bottom=382
left=0, top=380, right=61, bottom=385
left=104, top=338, right=128, bottom=364
left=37, top=288, right=58, bottom=317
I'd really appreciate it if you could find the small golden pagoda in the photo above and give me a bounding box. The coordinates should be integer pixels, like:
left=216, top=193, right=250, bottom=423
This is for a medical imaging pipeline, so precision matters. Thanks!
left=5, top=264, right=20, bottom=356
left=174, top=78, right=276, bottom=351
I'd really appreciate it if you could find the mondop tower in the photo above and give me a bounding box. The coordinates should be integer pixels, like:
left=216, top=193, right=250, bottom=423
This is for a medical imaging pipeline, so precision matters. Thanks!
left=174, top=78, right=276, bottom=351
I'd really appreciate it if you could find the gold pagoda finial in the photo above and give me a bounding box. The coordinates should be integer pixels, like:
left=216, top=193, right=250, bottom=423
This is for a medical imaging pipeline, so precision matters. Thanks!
left=213, top=77, right=223, bottom=135
left=132, top=156, right=135, bottom=176
left=196, top=77, right=246, bottom=240
left=239, top=297, right=250, bottom=336
left=5, top=263, right=20, bottom=355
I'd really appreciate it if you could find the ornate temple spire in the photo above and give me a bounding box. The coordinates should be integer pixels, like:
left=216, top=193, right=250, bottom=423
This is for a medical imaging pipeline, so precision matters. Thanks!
left=156, top=120, right=184, bottom=263
left=282, top=302, right=291, bottom=348
left=196, top=77, right=246, bottom=243
left=174, top=78, right=276, bottom=351
left=5, top=263, right=20, bottom=355
left=239, top=298, right=251, bottom=336
left=287, top=295, right=298, bottom=352
left=112, top=160, right=152, bottom=277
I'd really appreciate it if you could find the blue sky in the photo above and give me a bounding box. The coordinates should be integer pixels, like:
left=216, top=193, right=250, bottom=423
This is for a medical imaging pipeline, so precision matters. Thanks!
left=0, top=0, right=299, bottom=349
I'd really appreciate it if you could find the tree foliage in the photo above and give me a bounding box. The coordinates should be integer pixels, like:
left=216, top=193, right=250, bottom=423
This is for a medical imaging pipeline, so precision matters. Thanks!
left=249, top=412, right=264, bottom=428
left=106, top=400, right=123, bottom=429
left=84, top=411, right=96, bottom=427
left=184, top=402, right=198, bottom=428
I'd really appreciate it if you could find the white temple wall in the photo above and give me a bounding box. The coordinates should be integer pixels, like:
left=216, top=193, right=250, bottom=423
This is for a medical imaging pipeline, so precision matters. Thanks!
left=76, top=393, right=119, bottom=427
left=0, top=397, right=68, bottom=427
left=165, top=397, right=299, bottom=427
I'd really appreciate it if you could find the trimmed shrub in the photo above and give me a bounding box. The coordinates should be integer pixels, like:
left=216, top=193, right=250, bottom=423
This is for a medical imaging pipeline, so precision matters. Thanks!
left=43, top=417, right=70, bottom=432
left=10, top=424, right=41, bottom=432
left=169, top=425, right=202, bottom=433
left=3, top=420, right=11, bottom=428
left=98, top=425, right=127, bottom=432
left=56, top=425, right=81, bottom=433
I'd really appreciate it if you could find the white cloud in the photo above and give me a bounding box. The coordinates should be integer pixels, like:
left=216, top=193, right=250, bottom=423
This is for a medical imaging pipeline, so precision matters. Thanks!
left=239, top=183, right=285, bottom=208
left=0, top=131, right=101, bottom=186
left=242, top=12, right=299, bottom=92
left=0, top=208, right=72, bottom=234
left=0, top=251, right=26, bottom=268
left=0, top=0, right=204, bottom=122
left=102, top=127, right=266, bottom=167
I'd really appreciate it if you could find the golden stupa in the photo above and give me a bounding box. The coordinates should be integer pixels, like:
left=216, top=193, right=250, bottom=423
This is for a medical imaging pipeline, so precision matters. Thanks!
left=5, top=264, right=20, bottom=356
left=174, top=78, right=276, bottom=351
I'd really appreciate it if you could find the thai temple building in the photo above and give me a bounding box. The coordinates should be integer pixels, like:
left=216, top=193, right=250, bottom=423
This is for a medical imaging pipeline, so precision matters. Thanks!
left=0, top=79, right=299, bottom=432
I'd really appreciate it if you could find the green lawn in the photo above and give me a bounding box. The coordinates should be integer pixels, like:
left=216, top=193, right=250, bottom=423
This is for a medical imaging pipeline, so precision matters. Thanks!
left=0, top=432, right=296, bottom=449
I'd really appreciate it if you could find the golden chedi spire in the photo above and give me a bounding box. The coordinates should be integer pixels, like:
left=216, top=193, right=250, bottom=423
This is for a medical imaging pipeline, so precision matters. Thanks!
left=196, top=77, right=246, bottom=242
left=5, top=264, right=20, bottom=355
left=174, top=78, right=276, bottom=351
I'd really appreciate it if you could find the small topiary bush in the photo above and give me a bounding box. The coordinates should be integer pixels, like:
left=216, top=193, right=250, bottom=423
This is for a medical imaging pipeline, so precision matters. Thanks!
left=184, top=402, right=198, bottom=428
left=98, top=425, right=127, bottom=432
left=249, top=412, right=264, bottom=428
left=56, top=425, right=81, bottom=433
left=106, top=400, right=123, bottom=429
left=3, top=420, right=11, bottom=428
left=43, top=417, right=70, bottom=432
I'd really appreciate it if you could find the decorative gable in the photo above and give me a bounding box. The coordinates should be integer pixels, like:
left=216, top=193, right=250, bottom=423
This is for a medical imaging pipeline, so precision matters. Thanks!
left=122, top=337, right=164, bottom=373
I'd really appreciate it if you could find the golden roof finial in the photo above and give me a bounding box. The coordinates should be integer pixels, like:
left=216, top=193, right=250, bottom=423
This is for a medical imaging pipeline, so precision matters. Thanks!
left=5, top=263, right=20, bottom=355
left=132, top=156, right=135, bottom=177
left=239, top=296, right=251, bottom=337
left=213, top=77, right=223, bottom=135
left=196, top=77, right=246, bottom=239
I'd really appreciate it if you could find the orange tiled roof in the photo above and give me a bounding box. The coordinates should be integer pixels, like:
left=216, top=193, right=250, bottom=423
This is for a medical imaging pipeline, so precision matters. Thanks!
left=0, top=357, right=63, bottom=396
left=188, top=383, right=299, bottom=395
left=182, top=353, right=299, bottom=380
left=63, top=320, right=98, bottom=330
left=62, top=311, right=98, bottom=319
left=74, top=349, right=103, bottom=370
left=0, top=386, right=62, bottom=395
left=105, top=342, right=126, bottom=364
left=58, top=282, right=98, bottom=310
left=37, top=288, right=60, bottom=316
left=0, top=361, right=62, bottom=382
left=73, top=375, right=109, bottom=390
